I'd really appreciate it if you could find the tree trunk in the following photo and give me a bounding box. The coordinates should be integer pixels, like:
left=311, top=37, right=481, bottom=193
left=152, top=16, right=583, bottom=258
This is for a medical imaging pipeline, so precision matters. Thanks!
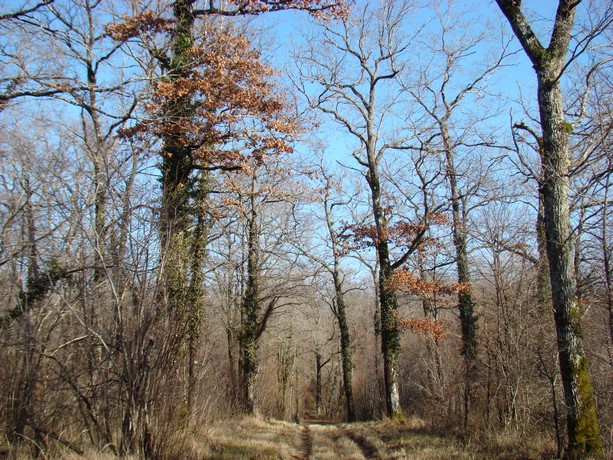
left=440, top=124, right=478, bottom=426
left=538, top=76, right=601, bottom=458
left=422, top=294, right=443, bottom=400
left=186, top=186, right=208, bottom=415
left=495, top=2, right=603, bottom=456
left=369, top=168, right=401, bottom=418
left=605, top=223, right=613, bottom=351
left=536, top=193, right=551, bottom=304
left=158, top=0, right=207, bottom=436
left=315, top=352, right=323, bottom=416
left=379, top=247, right=401, bottom=418
left=160, top=0, right=197, bottom=290
left=239, top=173, right=260, bottom=414
left=333, top=276, right=356, bottom=422
left=239, top=290, right=258, bottom=415
left=83, top=4, right=109, bottom=281
left=323, top=186, right=357, bottom=422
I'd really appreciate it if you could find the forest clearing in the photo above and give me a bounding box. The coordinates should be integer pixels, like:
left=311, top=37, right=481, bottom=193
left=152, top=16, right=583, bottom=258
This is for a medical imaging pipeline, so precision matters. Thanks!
left=52, top=416, right=558, bottom=459
left=200, top=417, right=561, bottom=459
left=1, top=0, right=611, bottom=459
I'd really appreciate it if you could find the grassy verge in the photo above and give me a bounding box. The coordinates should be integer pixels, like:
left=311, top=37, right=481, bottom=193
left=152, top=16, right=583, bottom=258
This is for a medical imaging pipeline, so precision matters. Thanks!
left=197, top=416, right=558, bottom=459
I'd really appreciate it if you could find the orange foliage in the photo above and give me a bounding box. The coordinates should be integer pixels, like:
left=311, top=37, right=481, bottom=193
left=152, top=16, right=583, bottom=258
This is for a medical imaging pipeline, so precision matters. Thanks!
left=105, top=1, right=347, bottom=43
left=120, top=28, right=298, bottom=170
left=105, top=12, right=173, bottom=41
left=339, top=213, right=448, bottom=253
left=386, top=270, right=470, bottom=300
left=396, top=316, right=445, bottom=341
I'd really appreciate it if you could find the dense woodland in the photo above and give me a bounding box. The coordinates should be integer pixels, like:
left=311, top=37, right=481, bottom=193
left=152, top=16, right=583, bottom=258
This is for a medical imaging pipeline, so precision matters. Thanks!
left=0, top=0, right=611, bottom=458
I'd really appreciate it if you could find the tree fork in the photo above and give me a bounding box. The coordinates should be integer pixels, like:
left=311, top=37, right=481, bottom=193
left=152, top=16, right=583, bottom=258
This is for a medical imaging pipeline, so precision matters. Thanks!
left=495, top=1, right=603, bottom=456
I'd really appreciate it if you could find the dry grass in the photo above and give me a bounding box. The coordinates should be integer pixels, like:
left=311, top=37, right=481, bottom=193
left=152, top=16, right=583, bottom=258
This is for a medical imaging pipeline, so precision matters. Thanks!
left=4, top=416, right=559, bottom=459
left=460, top=428, right=558, bottom=460
left=200, top=418, right=485, bottom=460
left=200, top=417, right=303, bottom=459
left=197, top=416, right=557, bottom=459
left=339, top=419, right=476, bottom=460
left=308, top=425, right=363, bottom=459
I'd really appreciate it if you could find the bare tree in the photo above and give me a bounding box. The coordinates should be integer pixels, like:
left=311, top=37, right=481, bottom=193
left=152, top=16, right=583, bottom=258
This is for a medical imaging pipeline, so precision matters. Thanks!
left=298, top=156, right=357, bottom=421
left=397, top=0, right=513, bottom=425
left=294, top=0, right=431, bottom=417
left=209, top=154, right=310, bottom=414
left=494, top=1, right=612, bottom=456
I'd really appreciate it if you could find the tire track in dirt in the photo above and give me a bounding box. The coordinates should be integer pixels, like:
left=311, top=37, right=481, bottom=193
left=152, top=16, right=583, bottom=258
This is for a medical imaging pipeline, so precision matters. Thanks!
left=300, top=425, right=312, bottom=459
left=342, top=429, right=381, bottom=459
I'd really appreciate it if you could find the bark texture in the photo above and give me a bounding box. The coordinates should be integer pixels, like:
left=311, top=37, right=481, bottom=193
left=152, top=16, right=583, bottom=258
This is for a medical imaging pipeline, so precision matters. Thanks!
left=495, top=1, right=602, bottom=457
left=329, top=238, right=356, bottom=421
left=440, top=123, right=478, bottom=426
left=159, top=0, right=208, bottom=422
left=239, top=175, right=261, bottom=414
left=367, top=156, right=402, bottom=418
left=333, top=277, right=356, bottom=422
left=317, top=167, right=356, bottom=422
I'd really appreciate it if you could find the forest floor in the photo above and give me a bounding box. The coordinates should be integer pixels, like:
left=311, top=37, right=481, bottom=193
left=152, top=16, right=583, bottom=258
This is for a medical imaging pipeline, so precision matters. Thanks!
left=197, top=416, right=557, bottom=459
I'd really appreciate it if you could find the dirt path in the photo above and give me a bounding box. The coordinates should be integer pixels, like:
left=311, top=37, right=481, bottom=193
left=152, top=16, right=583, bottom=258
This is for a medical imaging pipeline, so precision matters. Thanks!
left=342, top=428, right=380, bottom=459
left=202, top=417, right=485, bottom=459
left=300, top=425, right=313, bottom=459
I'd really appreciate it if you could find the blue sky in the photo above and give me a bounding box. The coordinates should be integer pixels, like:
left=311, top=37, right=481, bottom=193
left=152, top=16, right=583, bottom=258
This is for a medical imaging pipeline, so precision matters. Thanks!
left=246, top=1, right=536, bottom=178
left=241, top=0, right=606, bottom=278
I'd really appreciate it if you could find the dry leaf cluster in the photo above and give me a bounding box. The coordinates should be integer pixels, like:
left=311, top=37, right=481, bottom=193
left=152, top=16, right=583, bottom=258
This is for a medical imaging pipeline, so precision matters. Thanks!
left=120, top=28, right=298, bottom=170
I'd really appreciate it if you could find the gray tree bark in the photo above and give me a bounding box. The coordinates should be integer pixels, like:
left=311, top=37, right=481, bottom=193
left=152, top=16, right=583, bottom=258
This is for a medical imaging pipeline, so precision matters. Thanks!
left=322, top=178, right=357, bottom=422
left=495, top=1, right=602, bottom=457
